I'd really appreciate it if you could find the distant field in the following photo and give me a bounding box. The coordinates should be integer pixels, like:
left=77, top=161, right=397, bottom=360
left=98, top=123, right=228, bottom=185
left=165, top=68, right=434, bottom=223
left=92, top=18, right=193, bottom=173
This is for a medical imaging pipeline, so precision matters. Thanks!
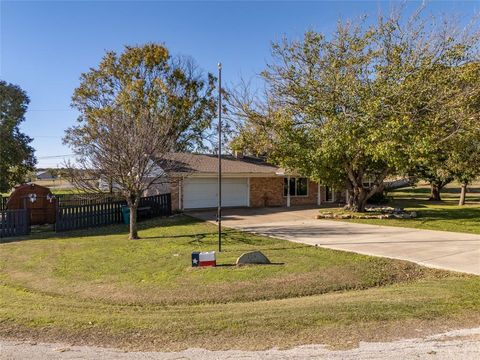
left=1, top=181, right=83, bottom=197
left=389, top=181, right=480, bottom=203
left=33, top=179, right=75, bottom=191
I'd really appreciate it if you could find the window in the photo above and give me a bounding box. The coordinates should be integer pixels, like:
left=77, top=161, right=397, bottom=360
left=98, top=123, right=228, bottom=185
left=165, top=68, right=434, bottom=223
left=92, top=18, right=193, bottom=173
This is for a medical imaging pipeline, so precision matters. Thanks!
left=284, top=177, right=308, bottom=197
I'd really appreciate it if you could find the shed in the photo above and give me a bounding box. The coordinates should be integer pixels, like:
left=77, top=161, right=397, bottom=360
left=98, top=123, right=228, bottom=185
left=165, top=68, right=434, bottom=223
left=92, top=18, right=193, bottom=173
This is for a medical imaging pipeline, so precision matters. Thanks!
left=6, top=184, right=57, bottom=225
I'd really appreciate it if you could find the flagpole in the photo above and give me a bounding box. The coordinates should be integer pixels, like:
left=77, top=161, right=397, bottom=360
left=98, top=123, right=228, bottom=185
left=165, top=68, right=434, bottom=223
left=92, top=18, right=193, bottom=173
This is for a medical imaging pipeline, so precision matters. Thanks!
left=217, top=62, right=222, bottom=253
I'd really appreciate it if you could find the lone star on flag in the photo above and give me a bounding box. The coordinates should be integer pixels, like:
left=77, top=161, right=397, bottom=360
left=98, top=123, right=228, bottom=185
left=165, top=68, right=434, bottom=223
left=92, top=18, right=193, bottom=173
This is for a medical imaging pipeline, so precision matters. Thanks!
left=192, top=251, right=216, bottom=267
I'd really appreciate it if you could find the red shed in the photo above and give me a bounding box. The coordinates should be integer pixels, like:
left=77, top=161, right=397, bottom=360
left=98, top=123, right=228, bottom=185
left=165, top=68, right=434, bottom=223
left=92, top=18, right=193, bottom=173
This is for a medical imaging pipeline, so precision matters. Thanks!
left=6, top=184, right=57, bottom=225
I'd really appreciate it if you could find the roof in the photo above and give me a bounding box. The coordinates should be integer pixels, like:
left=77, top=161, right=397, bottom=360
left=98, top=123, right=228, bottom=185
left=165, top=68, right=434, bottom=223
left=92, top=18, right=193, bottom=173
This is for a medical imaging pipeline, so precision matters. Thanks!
left=158, top=153, right=281, bottom=176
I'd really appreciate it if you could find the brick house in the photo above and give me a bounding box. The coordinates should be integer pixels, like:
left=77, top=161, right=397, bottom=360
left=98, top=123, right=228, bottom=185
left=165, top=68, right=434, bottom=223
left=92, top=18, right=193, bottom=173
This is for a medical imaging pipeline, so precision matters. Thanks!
left=150, top=153, right=342, bottom=212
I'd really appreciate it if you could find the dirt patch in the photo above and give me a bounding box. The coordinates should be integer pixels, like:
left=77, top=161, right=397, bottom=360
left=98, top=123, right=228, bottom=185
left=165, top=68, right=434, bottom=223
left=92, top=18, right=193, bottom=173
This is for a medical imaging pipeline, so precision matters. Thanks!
left=1, top=314, right=480, bottom=352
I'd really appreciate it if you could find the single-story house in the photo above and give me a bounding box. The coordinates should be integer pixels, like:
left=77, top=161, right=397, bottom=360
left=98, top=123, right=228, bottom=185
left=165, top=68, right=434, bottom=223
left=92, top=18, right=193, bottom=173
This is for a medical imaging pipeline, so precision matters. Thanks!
left=36, top=170, right=57, bottom=180
left=149, top=153, right=343, bottom=211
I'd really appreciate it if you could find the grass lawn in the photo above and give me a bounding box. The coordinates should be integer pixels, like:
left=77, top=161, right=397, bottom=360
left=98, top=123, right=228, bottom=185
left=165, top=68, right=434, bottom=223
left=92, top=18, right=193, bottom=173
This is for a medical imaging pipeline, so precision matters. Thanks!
left=0, top=215, right=479, bottom=351
left=321, top=182, right=480, bottom=235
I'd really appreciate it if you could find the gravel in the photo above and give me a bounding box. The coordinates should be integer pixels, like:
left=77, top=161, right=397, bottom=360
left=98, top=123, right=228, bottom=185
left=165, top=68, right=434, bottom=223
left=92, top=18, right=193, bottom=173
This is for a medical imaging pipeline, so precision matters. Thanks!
left=1, top=327, right=480, bottom=359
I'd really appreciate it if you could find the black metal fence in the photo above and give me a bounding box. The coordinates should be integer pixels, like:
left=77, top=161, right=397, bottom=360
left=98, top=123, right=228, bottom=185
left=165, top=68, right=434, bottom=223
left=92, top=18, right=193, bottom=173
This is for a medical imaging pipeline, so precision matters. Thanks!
left=55, top=193, right=171, bottom=232
left=0, top=209, right=30, bottom=239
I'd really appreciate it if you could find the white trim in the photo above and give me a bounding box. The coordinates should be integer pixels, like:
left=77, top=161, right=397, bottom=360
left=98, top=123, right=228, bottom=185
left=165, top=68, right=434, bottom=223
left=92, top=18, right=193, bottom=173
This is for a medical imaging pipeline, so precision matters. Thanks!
left=287, top=176, right=291, bottom=208
left=324, top=185, right=334, bottom=203
left=283, top=177, right=309, bottom=198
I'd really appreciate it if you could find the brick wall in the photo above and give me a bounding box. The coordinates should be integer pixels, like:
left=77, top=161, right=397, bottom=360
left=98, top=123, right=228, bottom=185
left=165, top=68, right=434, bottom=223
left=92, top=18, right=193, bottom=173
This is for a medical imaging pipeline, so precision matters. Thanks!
left=169, top=178, right=181, bottom=211
left=289, top=179, right=319, bottom=206
left=249, top=177, right=284, bottom=207
left=249, top=177, right=320, bottom=207
left=169, top=175, right=335, bottom=212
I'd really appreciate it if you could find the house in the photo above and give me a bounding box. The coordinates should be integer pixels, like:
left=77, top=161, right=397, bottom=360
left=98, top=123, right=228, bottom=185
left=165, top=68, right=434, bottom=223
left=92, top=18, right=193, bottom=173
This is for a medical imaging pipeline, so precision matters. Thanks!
left=151, top=153, right=342, bottom=211
left=36, top=170, right=57, bottom=180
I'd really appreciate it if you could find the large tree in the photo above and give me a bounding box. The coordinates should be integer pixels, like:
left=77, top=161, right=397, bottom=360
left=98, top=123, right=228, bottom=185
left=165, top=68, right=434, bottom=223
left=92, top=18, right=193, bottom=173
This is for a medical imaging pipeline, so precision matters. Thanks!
left=230, top=10, right=480, bottom=211
left=65, top=44, right=216, bottom=239
left=0, top=81, right=36, bottom=193
left=411, top=62, right=480, bottom=202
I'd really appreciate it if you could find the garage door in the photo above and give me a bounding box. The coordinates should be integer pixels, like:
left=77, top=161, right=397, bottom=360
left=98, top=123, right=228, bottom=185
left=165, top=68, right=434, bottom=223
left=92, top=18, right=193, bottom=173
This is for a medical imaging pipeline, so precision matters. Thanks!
left=183, top=178, right=248, bottom=209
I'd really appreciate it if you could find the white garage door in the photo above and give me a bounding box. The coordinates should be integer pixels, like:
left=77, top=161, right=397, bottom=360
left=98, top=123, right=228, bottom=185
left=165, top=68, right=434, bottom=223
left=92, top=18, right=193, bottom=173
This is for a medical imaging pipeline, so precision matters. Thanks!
left=183, top=178, right=248, bottom=209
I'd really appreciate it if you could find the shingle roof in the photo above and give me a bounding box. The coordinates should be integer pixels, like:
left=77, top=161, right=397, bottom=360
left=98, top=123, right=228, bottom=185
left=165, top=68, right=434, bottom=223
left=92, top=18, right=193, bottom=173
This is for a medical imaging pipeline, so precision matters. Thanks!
left=158, top=153, right=280, bottom=175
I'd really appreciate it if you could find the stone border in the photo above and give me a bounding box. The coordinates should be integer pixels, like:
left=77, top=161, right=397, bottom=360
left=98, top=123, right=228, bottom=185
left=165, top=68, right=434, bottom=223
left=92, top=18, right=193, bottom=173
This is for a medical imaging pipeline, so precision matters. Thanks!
left=317, top=207, right=417, bottom=220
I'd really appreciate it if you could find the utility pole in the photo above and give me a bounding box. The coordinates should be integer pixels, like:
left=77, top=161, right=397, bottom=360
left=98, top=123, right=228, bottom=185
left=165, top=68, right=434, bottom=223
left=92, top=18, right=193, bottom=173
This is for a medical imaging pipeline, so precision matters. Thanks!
left=217, top=62, right=222, bottom=252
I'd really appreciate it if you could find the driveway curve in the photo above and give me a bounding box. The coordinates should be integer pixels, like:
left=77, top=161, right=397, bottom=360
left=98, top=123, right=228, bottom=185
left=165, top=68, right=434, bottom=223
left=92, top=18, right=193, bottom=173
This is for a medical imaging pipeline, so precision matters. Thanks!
left=189, top=207, right=480, bottom=275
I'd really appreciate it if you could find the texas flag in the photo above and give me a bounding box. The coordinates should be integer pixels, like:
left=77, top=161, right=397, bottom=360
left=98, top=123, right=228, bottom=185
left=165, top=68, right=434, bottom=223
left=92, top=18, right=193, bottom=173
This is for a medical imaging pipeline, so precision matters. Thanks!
left=192, top=251, right=216, bottom=267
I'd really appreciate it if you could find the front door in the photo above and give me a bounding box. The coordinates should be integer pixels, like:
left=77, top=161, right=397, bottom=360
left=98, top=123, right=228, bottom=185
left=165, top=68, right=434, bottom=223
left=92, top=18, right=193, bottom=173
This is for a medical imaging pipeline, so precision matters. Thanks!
left=325, top=186, right=333, bottom=202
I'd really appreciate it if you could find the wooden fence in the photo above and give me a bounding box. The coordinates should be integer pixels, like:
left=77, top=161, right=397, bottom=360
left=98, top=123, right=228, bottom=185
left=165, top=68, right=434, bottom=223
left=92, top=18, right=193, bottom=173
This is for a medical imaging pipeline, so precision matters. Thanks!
left=139, top=194, right=172, bottom=217
left=0, top=209, right=30, bottom=239
left=0, top=197, right=7, bottom=211
left=56, top=193, right=123, bottom=207
left=55, top=193, right=171, bottom=232
left=2, top=193, right=124, bottom=208
left=55, top=200, right=126, bottom=232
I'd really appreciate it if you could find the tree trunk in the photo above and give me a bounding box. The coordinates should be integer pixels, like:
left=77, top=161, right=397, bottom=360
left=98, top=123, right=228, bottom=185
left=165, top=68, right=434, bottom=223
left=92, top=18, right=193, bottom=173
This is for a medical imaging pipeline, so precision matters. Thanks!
left=346, top=189, right=354, bottom=209
left=348, top=187, right=368, bottom=212
left=344, top=165, right=388, bottom=213
left=129, top=203, right=139, bottom=239
left=429, top=183, right=442, bottom=201
left=458, top=182, right=467, bottom=206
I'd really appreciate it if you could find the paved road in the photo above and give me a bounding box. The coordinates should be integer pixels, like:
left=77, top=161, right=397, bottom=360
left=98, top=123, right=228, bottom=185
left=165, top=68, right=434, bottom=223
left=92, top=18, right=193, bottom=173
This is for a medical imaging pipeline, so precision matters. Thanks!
left=189, top=207, right=480, bottom=275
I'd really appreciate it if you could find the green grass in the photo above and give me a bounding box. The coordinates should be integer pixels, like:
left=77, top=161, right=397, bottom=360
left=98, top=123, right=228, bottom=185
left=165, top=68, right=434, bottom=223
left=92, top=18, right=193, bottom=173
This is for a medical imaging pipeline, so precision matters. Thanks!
left=0, top=215, right=479, bottom=350
left=322, top=182, right=480, bottom=235
left=0, top=216, right=429, bottom=305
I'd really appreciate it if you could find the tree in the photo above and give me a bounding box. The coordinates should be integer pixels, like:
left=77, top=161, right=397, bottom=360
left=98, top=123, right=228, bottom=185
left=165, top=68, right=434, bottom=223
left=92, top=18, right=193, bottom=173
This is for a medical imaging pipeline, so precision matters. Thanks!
left=449, top=63, right=480, bottom=206
left=414, top=163, right=454, bottom=201
left=0, top=81, right=36, bottom=193
left=65, top=44, right=216, bottom=239
left=449, top=141, right=480, bottom=206
left=229, top=10, right=480, bottom=212
left=412, top=63, right=480, bottom=202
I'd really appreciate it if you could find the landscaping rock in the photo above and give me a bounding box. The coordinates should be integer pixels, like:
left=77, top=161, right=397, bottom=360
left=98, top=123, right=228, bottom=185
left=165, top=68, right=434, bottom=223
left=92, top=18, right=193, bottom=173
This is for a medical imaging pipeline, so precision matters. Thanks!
left=236, top=251, right=271, bottom=265
left=316, top=208, right=416, bottom=221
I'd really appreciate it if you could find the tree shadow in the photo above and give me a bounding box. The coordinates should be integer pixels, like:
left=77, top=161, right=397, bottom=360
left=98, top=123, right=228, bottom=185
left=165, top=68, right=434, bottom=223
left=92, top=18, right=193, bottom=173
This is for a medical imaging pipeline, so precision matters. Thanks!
left=215, top=262, right=285, bottom=267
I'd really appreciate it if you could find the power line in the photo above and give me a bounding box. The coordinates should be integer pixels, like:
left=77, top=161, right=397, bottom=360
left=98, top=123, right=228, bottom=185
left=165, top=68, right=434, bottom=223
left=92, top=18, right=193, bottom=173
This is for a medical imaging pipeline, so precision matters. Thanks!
left=28, top=109, right=75, bottom=112
left=36, top=154, right=75, bottom=159
left=33, top=136, right=64, bottom=138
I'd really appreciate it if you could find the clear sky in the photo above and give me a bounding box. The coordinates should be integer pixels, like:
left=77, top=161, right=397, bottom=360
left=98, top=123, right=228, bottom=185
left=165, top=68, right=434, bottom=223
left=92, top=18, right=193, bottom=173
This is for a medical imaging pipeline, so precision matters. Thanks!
left=1, top=0, right=478, bottom=167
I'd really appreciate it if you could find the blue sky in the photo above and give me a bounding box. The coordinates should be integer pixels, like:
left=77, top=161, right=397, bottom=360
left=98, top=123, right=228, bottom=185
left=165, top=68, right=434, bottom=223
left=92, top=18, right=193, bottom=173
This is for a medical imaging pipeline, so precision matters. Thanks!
left=1, top=0, right=478, bottom=167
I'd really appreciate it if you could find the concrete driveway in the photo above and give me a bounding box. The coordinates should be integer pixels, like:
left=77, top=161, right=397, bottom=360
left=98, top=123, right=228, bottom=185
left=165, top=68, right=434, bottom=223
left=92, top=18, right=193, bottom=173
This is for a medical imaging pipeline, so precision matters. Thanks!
left=188, top=207, right=480, bottom=275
